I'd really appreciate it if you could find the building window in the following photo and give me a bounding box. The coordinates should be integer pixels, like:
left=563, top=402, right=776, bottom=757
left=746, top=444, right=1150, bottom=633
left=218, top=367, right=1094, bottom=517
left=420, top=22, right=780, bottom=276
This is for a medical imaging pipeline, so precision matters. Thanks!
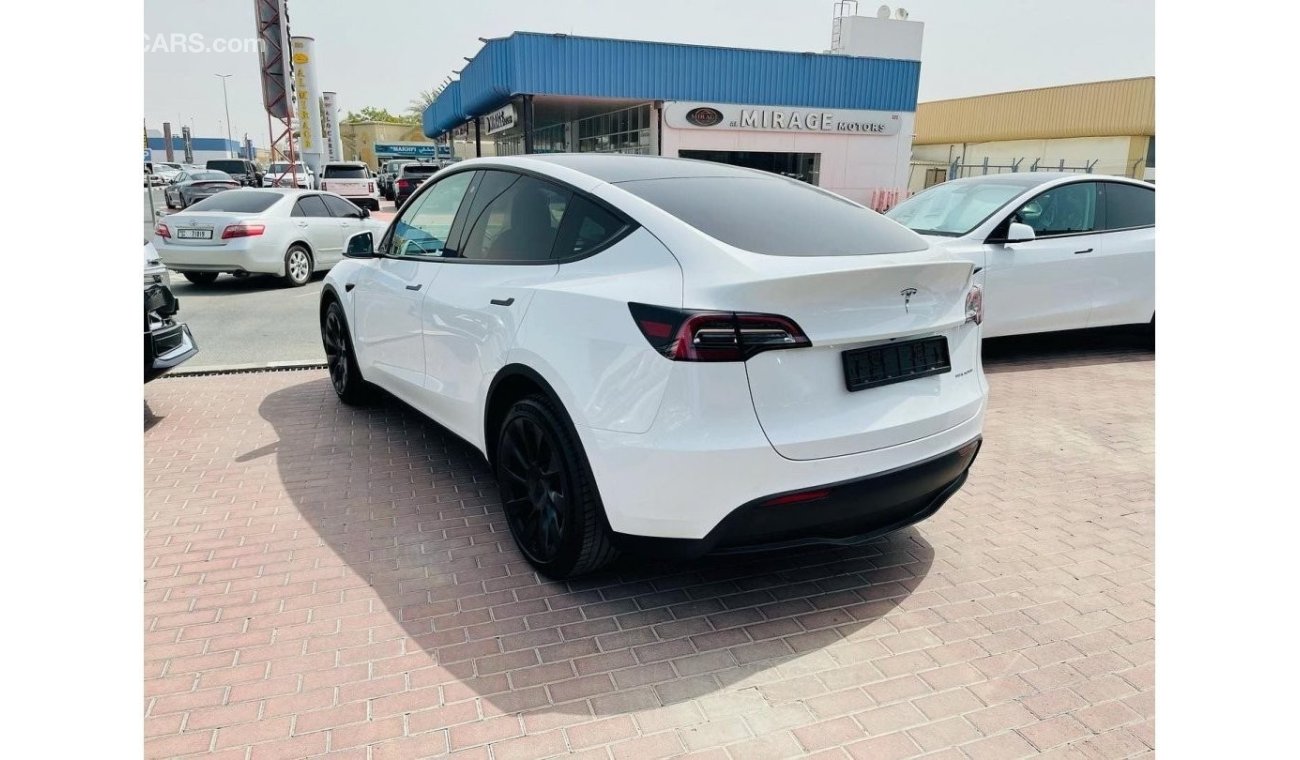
left=576, top=103, right=653, bottom=155
left=1145, top=135, right=1155, bottom=168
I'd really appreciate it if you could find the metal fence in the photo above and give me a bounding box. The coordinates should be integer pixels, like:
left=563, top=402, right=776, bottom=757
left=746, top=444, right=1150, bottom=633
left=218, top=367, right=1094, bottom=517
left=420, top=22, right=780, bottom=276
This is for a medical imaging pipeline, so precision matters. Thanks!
left=947, top=157, right=1099, bottom=180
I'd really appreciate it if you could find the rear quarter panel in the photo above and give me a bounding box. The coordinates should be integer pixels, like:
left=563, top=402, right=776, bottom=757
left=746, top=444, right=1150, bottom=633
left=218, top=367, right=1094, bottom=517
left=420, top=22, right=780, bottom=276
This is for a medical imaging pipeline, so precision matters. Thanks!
left=506, top=227, right=683, bottom=436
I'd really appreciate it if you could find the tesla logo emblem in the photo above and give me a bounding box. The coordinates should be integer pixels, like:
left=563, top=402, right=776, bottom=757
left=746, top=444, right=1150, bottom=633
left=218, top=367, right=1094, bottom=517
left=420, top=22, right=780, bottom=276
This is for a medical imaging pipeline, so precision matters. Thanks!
left=900, top=288, right=918, bottom=312
left=685, top=107, right=724, bottom=127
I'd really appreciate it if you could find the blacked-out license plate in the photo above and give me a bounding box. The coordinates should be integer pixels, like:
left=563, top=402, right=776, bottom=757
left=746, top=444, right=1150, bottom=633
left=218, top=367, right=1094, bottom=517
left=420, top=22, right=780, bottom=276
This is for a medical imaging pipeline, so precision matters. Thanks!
left=842, top=336, right=951, bottom=392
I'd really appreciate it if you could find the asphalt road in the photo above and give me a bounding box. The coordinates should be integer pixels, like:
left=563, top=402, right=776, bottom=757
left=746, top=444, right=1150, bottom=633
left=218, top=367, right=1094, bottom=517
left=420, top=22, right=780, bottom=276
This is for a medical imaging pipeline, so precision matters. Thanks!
left=161, top=197, right=399, bottom=369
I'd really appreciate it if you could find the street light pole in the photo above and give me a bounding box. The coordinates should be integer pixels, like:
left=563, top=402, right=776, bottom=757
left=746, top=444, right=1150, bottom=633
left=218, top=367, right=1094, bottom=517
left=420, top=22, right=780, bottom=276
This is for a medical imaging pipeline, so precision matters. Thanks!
left=216, top=74, right=234, bottom=158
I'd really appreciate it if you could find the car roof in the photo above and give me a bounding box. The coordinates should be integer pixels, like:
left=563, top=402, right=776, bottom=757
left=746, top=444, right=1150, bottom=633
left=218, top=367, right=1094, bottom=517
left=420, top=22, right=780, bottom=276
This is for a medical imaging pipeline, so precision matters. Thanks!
left=472, top=153, right=776, bottom=183
left=324, top=161, right=367, bottom=166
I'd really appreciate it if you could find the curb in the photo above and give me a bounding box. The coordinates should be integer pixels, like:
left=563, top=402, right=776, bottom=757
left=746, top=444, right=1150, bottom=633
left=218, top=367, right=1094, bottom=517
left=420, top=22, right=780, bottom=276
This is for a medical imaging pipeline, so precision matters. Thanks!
left=162, top=360, right=328, bottom=378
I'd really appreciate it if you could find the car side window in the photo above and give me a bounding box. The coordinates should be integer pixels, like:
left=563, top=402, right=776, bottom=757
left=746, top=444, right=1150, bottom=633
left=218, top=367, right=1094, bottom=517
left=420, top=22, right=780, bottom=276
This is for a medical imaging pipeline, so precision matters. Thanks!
left=553, top=196, right=631, bottom=259
left=292, top=195, right=331, bottom=218
left=1011, top=182, right=1099, bottom=237
left=459, top=175, right=571, bottom=262
left=321, top=194, right=362, bottom=218
left=381, top=171, right=474, bottom=258
left=1100, top=182, right=1154, bottom=231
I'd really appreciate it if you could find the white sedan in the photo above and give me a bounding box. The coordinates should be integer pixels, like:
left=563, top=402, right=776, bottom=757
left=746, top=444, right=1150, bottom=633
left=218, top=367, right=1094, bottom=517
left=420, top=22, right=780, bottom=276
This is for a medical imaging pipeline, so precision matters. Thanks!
left=887, top=172, right=1154, bottom=338
left=321, top=155, right=987, bottom=578
left=152, top=189, right=387, bottom=287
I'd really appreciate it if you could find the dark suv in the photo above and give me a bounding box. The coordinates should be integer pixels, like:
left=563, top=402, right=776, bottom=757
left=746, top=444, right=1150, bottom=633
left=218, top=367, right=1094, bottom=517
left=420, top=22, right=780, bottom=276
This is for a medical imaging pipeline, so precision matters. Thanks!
left=206, top=158, right=262, bottom=187
left=393, top=163, right=440, bottom=206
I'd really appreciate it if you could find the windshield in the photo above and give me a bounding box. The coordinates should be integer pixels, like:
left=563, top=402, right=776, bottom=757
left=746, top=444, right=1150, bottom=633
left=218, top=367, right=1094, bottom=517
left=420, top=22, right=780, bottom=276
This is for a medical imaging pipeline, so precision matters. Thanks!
left=886, top=179, right=1040, bottom=236
left=187, top=190, right=282, bottom=213
left=267, top=163, right=305, bottom=174
left=323, top=165, right=367, bottom=178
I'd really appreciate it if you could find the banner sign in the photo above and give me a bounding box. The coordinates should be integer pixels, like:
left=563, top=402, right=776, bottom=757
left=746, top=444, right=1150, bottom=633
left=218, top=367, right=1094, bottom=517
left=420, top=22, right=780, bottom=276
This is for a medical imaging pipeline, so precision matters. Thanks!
left=663, top=102, right=902, bottom=136
left=483, top=103, right=517, bottom=135
left=374, top=142, right=448, bottom=158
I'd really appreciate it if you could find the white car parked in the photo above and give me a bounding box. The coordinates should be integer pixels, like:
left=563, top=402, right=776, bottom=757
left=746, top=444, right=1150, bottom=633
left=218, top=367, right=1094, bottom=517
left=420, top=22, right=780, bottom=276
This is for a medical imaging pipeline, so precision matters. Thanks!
left=886, top=172, right=1154, bottom=338
left=152, top=189, right=387, bottom=287
left=320, top=155, right=987, bottom=578
left=261, top=161, right=314, bottom=189
left=319, top=162, right=381, bottom=211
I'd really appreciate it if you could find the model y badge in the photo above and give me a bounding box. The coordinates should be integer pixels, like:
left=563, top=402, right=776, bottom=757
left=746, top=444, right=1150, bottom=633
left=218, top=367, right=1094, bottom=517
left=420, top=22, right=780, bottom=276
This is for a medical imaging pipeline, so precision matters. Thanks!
left=685, top=107, right=724, bottom=127
left=900, top=288, right=918, bottom=313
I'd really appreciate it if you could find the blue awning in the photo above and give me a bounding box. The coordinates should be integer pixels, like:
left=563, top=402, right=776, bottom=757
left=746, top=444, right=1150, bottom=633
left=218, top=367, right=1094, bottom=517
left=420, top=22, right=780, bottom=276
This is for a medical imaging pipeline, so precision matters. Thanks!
left=424, top=32, right=921, bottom=137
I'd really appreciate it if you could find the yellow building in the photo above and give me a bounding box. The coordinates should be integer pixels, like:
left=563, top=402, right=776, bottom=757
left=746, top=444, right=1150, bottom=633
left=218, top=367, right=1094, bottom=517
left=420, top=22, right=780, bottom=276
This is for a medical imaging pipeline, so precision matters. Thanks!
left=909, top=77, right=1154, bottom=191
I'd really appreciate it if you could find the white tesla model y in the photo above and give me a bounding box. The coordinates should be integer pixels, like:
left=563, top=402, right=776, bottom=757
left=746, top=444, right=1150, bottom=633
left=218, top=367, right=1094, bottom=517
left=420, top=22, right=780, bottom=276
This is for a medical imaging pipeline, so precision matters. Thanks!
left=321, top=155, right=988, bottom=578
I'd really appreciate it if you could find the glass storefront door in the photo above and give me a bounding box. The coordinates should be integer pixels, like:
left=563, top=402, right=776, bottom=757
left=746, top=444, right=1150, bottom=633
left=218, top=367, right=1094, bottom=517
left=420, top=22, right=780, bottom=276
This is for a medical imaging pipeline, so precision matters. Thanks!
left=678, top=150, right=822, bottom=185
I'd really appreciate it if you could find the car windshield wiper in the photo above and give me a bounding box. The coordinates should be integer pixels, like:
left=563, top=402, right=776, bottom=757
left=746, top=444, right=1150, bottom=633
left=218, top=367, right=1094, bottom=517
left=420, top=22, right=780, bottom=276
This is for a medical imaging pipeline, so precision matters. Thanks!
left=906, top=228, right=961, bottom=237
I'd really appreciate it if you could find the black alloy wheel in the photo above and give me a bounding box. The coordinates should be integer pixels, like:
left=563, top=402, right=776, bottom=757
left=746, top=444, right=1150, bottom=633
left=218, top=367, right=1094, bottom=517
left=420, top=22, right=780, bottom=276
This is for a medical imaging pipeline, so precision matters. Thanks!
left=499, top=414, right=569, bottom=564
left=322, top=301, right=370, bottom=405
left=496, top=395, right=618, bottom=578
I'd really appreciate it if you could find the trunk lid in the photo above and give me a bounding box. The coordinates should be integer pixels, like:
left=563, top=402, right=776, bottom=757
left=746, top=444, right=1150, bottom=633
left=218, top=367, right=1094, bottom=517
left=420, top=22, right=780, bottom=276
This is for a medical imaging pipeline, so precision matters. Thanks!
left=321, top=178, right=371, bottom=196
left=164, top=212, right=257, bottom=247
left=698, top=250, right=983, bottom=461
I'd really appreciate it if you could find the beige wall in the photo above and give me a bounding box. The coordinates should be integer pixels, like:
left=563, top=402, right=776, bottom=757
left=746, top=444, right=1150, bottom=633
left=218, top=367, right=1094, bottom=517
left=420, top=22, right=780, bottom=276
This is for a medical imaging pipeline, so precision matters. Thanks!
left=908, top=135, right=1150, bottom=192
left=915, top=77, right=1154, bottom=145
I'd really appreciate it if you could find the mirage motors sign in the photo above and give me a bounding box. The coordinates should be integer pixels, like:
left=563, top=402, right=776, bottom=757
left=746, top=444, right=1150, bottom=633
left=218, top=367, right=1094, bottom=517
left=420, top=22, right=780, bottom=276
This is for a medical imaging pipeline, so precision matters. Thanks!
left=664, top=102, right=902, bottom=136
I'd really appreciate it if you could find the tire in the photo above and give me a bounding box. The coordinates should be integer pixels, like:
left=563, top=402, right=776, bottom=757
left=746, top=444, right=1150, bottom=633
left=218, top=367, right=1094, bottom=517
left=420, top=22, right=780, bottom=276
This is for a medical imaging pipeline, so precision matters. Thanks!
left=321, top=300, right=373, bottom=405
left=183, top=272, right=219, bottom=285
left=282, top=245, right=313, bottom=287
left=164, top=194, right=175, bottom=210
left=495, top=394, right=618, bottom=579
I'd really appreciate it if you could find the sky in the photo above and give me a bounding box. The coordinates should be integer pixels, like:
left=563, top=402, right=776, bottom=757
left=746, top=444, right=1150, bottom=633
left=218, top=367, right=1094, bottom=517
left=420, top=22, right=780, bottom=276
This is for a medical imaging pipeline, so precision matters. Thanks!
left=143, top=0, right=1154, bottom=145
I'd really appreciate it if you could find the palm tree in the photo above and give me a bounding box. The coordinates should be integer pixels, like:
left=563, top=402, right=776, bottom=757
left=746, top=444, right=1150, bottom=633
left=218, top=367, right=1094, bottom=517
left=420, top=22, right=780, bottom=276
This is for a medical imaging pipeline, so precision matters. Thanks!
left=408, top=88, right=439, bottom=118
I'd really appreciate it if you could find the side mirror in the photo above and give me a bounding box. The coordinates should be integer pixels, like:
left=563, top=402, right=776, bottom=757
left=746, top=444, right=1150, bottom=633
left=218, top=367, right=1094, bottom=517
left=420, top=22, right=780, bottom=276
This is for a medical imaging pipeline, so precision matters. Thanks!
left=345, top=231, right=376, bottom=258
left=1005, top=222, right=1036, bottom=243
left=359, top=206, right=370, bottom=219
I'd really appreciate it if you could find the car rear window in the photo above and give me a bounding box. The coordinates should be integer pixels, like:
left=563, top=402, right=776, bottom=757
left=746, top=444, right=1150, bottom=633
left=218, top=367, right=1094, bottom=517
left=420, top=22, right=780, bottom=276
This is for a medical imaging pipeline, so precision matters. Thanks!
left=402, top=165, right=438, bottom=176
left=323, top=165, right=367, bottom=178
left=191, top=171, right=233, bottom=181
left=186, top=191, right=282, bottom=213
left=206, top=161, right=247, bottom=173
left=616, top=176, right=926, bottom=256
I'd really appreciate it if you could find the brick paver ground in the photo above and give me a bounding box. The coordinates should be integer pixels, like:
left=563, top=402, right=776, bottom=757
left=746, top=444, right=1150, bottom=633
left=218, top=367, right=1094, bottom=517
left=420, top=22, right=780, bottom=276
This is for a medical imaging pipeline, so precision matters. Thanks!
left=144, top=337, right=1154, bottom=759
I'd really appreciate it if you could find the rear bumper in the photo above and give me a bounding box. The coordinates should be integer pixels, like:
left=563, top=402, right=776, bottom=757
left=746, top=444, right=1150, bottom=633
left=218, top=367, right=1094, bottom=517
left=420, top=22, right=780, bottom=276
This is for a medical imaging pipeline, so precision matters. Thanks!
left=145, top=322, right=198, bottom=382
left=610, top=438, right=980, bottom=558
left=580, top=358, right=987, bottom=543
left=154, top=239, right=285, bottom=276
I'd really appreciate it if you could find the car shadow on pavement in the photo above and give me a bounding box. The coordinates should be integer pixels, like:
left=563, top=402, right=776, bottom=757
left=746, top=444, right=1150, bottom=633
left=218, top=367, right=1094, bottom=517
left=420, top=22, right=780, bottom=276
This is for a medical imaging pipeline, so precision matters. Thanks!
left=144, top=400, right=164, bottom=432
left=252, top=378, right=934, bottom=717
left=983, top=325, right=1154, bottom=374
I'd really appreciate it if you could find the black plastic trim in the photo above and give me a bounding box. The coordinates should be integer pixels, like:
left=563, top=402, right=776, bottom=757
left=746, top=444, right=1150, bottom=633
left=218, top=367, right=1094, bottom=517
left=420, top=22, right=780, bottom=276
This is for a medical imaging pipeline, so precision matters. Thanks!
left=610, top=437, right=982, bottom=559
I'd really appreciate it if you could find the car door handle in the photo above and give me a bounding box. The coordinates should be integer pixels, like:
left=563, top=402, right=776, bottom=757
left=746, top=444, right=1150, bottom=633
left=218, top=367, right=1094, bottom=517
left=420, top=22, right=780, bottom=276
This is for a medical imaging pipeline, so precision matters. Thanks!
left=405, top=284, right=422, bottom=291
left=1074, top=248, right=1093, bottom=255
left=490, top=297, right=515, bottom=306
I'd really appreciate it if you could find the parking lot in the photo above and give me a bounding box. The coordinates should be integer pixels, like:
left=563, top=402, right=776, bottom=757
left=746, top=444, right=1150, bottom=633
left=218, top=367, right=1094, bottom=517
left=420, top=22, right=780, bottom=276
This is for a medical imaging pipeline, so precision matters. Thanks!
left=144, top=335, right=1154, bottom=759
left=150, top=196, right=397, bottom=369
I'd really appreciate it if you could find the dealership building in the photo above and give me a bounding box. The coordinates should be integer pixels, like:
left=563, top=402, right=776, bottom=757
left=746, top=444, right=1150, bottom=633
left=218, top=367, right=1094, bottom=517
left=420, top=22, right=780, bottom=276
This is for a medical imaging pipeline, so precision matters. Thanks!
left=421, top=17, right=924, bottom=207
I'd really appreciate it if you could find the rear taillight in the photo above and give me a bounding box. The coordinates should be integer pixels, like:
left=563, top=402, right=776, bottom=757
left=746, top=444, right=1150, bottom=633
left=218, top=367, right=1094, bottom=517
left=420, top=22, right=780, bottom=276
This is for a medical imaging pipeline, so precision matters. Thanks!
left=965, top=284, right=983, bottom=325
left=154, top=223, right=171, bottom=239
left=319, top=181, right=327, bottom=190
left=396, top=179, right=411, bottom=191
left=221, top=224, right=265, bottom=240
left=368, top=182, right=375, bottom=194
left=628, top=302, right=812, bottom=362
